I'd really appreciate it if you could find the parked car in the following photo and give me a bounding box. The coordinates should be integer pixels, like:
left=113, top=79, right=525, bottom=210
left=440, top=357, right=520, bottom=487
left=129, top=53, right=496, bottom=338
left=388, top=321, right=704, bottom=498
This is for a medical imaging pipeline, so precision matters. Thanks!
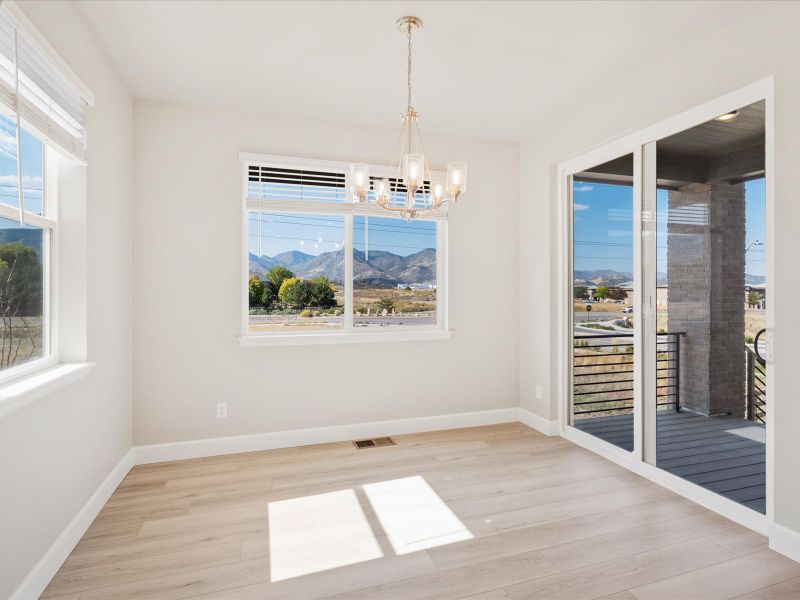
left=622, top=306, right=634, bottom=313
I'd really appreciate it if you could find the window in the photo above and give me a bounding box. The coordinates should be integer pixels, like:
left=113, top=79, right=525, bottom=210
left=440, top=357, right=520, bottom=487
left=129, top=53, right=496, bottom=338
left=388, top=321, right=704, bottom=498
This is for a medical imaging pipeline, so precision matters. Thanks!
left=0, top=113, right=52, bottom=376
left=248, top=212, right=345, bottom=332
left=0, top=5, right=93, bottom=383
left=243, top=155, right=447, bottom=339
left=353, top=215, right=437, bottom=328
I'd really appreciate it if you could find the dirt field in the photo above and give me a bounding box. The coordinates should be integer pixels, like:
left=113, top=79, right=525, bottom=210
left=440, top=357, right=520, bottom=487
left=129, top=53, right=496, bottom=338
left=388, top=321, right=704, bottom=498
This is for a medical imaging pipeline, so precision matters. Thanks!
left=573, top=301, right=624, bottom=314
left=249, top=287, right=435, bottom=332
left=353, top=287, right=435, bottom=314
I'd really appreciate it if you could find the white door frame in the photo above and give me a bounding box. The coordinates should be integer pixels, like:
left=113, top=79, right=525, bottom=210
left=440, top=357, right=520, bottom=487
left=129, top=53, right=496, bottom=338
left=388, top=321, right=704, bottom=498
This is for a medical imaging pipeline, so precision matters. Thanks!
left=556, top=77, right=774, bottom=535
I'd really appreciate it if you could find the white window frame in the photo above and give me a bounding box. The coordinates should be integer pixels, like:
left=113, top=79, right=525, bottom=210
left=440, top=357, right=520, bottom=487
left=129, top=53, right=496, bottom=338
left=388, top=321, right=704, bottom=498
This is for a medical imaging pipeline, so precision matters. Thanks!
left=0, top=141, right=58, bottom=384
left=239, top=153, right=451, bottom=346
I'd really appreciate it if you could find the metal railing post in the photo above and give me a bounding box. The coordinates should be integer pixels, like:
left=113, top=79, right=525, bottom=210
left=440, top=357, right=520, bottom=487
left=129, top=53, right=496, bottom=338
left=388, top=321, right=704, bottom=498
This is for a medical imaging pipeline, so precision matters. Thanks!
left=674, top=333, right=680, bottom=412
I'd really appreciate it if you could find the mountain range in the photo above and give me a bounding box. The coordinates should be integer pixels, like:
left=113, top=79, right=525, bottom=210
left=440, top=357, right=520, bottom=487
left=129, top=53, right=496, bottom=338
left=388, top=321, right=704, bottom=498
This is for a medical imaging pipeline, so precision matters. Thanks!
left=249, top=248, right=436, bottom=287
left=574, top=269, right=766, bottom=287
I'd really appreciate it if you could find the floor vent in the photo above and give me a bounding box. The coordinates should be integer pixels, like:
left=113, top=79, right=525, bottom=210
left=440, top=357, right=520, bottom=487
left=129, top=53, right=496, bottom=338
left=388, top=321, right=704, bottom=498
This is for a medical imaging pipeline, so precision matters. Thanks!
left=353, top=437, right=395, bottom=449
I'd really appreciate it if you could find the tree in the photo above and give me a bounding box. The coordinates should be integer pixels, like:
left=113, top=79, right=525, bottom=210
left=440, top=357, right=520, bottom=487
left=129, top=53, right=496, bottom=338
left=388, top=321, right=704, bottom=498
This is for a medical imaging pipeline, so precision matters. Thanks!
left=0, top=242, right=43, bottom=369
left=260, top=285, right=275, bottom=309
left=309, top=276, right=336, bottom=307
left=248, top=275, right=264, bottom=306
left=266, top=266, right=294, bottom=292
left=573, top=286, right=588, bottom=299
left=0, top=243, right=42, bottom=317
left=608, top=287, right=628, bottom=301
left=279, top=277, right=311, bottom=308
left=595, top=286, right=609, bottom=299
left=747, top=291, right=763, bottom=308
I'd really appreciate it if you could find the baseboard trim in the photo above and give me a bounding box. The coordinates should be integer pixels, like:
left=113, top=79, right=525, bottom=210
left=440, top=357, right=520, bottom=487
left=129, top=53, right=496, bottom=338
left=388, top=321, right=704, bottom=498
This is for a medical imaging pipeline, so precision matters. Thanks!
left=135, top=407, right=520, bottom=464
left=11, top=448, right=135, bottom=600
left=517, top=408, right=559, bottom=436
left=770, top=522, right=800, bottom=563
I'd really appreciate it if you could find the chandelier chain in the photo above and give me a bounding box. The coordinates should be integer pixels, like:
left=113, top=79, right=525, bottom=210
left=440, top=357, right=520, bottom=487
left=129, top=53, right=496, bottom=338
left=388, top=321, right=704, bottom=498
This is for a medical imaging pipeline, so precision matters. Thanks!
left=406, top=23, right=413, bottom=113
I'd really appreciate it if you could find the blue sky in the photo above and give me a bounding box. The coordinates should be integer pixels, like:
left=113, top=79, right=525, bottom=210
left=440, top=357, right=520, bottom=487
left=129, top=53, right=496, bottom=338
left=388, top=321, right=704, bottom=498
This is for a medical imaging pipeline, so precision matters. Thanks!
left=0, top=114, right=44, bottom=218
left=573, top=178, right=766, bottom=277
left=248, top=212, right=436, bottom=258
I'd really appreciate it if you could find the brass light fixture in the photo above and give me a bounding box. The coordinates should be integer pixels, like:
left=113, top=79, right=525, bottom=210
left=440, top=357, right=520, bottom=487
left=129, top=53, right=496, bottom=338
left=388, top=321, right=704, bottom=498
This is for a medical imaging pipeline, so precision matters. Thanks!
left=350, top=16, right=467, bottom=220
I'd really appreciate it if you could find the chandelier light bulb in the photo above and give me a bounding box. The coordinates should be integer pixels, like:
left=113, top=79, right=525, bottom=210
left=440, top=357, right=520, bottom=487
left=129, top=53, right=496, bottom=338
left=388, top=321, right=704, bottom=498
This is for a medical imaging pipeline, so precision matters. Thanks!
left=446, top=162, right=468, bottom=201
left=432, top=180, right=445, bottom=207
left=403, top=153, right=425, bottom=193
left=374, top=177, right=389, bottom=203
left=350, top=163, right=370, bottom=202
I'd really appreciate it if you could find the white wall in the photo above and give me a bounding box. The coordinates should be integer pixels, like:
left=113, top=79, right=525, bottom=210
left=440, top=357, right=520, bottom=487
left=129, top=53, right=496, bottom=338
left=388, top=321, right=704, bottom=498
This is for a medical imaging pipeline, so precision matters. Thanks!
left=517, top=1, right=800, bottom=538
left=133, top=100, right=518, bottom=446
left=0, top=2, right=133, bottom=597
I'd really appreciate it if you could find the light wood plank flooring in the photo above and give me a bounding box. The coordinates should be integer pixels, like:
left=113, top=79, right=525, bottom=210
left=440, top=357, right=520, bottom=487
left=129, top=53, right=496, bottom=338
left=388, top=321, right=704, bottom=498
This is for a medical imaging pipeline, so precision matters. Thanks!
left=42, top=423, right=797, bottom=599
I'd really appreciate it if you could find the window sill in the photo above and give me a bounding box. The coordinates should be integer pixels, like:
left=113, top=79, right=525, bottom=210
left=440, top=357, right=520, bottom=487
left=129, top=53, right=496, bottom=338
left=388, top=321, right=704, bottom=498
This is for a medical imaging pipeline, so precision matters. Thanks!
left=239, top=329, right=453, bottom=347
left=0, top=362, right=94, bottom=419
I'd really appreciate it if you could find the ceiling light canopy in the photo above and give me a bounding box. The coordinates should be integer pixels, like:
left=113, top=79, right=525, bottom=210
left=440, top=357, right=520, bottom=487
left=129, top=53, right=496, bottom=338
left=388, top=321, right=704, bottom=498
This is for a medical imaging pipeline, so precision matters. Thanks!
left=350, top=16, right=467, bottom=220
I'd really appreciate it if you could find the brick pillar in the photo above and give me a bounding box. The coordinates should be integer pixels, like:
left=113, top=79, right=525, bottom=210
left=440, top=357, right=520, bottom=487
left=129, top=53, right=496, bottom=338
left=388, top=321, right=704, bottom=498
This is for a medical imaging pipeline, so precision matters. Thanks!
left=666, top=182, right=745, bottom=417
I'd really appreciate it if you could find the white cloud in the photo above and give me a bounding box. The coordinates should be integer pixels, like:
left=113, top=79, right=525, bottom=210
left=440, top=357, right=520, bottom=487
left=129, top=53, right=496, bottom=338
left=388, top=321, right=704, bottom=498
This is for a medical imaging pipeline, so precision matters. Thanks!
left=574, top=203, right=590, bottom=211
left=0, top=174, right=43, bottom=189
left=574, top=185, right=594, bottom=192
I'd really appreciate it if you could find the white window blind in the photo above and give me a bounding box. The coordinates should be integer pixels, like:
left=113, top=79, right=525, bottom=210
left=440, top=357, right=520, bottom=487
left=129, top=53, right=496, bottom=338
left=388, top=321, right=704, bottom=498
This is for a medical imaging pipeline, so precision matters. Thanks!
left=0, top=5, right=90, bottom=162
left=247, top=164, right=348, bottom=203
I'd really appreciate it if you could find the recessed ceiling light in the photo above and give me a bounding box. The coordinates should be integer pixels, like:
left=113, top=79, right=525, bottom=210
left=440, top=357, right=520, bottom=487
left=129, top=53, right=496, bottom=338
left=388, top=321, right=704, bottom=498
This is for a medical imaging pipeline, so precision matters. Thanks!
left=715, top=110, right=739, bottom=122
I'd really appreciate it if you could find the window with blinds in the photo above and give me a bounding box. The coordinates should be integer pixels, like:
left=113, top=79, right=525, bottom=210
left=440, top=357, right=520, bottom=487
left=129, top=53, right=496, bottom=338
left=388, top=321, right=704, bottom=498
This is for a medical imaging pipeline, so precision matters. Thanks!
left=0, top=4, right=90, bottom=381
left=243, top=155, right=447, bottom=339
left=247, top=165, right=348, bottom=203
left=0, top=6, right=91, bottom=162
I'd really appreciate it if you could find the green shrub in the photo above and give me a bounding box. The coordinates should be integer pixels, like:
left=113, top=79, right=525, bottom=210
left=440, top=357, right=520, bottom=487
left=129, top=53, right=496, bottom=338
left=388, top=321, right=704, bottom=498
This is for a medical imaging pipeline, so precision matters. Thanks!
left=279, top=277, right=311, bottom=308
left=248, top=275, right=265, bottom=307
left=299, top=309, right=313, bottom=318
left=375, top=298, right=395, bottom=313
left=309, top=276, right=336, bottom=308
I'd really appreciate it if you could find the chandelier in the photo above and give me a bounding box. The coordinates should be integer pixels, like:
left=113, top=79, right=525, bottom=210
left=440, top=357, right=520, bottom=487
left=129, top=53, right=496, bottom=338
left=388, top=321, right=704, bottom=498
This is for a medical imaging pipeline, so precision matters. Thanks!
left=350, top=16, right=467, bottom=220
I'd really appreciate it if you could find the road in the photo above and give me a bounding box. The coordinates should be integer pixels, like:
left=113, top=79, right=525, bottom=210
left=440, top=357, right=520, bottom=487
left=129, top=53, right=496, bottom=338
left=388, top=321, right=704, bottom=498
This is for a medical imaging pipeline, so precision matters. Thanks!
left=249, top=314, right=436, bottom=327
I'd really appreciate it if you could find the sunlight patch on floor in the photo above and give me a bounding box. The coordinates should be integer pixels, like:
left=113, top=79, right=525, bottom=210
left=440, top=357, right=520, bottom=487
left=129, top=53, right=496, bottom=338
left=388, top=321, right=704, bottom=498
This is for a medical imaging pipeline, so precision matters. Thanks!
left=268, top=488, right=383, bottom=582
left=363, top=475, right=473, bottom=555
left=725, top=426, right=766, bottom=443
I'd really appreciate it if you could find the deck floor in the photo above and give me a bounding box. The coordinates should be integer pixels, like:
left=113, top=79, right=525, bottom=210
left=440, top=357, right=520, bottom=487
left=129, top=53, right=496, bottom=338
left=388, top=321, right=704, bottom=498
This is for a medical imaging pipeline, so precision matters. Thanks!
left=574, top=411, right=766, bottom=513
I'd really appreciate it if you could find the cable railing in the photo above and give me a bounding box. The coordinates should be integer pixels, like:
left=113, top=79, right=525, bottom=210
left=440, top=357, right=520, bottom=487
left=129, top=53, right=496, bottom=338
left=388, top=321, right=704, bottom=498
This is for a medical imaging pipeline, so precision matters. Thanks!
left=574, top=329, right=767, bottom=424
left=745, top=329, right=767, bottom=424
left=572, top=332, right=682, bottom=418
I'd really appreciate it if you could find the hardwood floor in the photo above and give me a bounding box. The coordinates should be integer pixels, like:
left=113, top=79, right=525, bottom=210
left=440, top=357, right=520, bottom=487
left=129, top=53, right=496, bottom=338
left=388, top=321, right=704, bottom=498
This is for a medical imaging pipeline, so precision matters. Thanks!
left=42, top=423, right=798, bottom=599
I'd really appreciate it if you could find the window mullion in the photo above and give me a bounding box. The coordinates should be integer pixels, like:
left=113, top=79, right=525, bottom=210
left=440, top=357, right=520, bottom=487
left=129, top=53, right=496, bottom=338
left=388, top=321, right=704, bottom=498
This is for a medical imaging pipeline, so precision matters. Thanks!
left=344, top=214, right=353, bottom=331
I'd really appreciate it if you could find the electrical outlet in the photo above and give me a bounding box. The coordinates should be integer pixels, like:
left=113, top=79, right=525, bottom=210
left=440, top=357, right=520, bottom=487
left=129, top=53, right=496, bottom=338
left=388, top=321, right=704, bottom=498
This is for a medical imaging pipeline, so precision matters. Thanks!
left=535, top=385, right=543, bottom=400
left=216, top=402, right=228, bottom=418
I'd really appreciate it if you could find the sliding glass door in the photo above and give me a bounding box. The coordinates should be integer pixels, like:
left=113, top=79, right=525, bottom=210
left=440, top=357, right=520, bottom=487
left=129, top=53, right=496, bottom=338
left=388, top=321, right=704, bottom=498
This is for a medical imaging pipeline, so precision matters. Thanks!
left=566, top=95, right=768, bottom=516
left=569, top=153, right=638, bottom=452
left=643, top=100, right=767, bottom=513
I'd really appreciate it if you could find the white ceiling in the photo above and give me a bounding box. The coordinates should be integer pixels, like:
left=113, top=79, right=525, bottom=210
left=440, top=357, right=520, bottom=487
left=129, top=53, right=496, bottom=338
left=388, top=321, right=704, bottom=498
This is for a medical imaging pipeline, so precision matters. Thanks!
left=76, top=1, right=727, bottom=142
